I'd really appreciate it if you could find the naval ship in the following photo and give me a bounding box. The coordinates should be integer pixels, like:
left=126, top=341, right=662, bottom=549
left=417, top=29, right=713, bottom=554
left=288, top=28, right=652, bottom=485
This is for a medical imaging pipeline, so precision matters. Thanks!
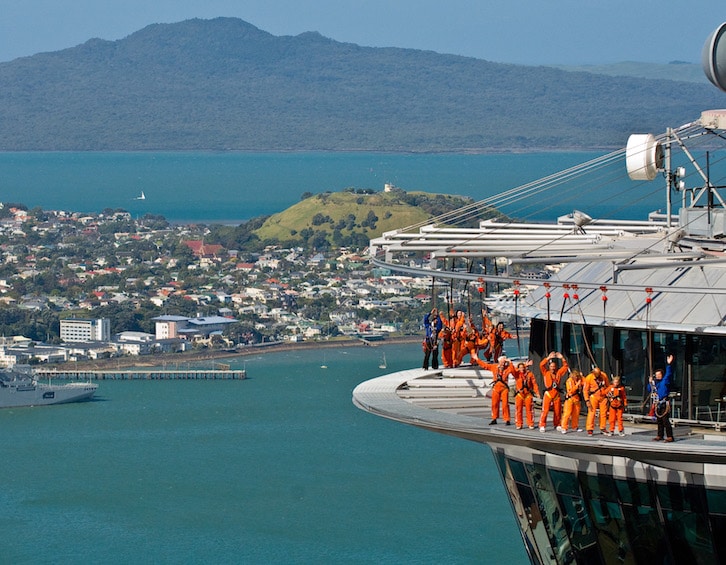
left=0, top=366, right=97, bottom=408
left=354, top=23, right=726, bottom=564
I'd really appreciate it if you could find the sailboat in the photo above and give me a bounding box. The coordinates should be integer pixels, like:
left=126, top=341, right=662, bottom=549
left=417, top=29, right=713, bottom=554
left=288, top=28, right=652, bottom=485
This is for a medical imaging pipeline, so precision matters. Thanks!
left=135, top=191, right=146, bottom=200
left=378, top=353, right=387, bottom=369
left=320, top=351, right=328, bottom=369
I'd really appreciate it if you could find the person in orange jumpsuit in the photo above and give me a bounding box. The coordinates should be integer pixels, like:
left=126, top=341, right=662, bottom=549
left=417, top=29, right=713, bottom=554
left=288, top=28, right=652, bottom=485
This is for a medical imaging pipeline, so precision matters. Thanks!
left=560, top=369, right=584, bottom=434
left=538, top=351, right=569, bottom=432
left=583, top=367, right=610, bottom=436
left=439, top=321, right=454, bottom=368
left=475, top=330, right=493, bottom=362
left=477, top=355, right=515, bottom=425
left=475, top=309, right=494, bottom=361
left=604, top=375, right=628, bottom=436
left=513, top=360, right=540, bottom=429
left=490, top=321, right=514, bottom=360
left=457, top=317, right=480, bottom=366
left=451, top=310, right=466, bottom=367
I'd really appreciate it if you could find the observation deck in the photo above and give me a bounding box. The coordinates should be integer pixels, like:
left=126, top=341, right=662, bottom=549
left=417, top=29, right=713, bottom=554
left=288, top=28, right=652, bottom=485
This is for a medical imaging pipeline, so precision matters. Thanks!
left=353, top=364, right=726, bottom=466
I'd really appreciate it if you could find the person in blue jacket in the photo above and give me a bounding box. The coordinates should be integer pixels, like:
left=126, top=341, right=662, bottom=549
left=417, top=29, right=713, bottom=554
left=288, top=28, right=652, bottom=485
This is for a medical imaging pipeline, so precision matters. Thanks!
left=649, top=354, right=675, bottom=442
left=422, top=307, right=443, bottom=370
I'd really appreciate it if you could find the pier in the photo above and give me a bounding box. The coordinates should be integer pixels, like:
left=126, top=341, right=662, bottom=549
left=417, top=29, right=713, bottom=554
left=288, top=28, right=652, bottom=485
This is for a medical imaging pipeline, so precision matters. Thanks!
left=35, top=369, right=247, bottom=381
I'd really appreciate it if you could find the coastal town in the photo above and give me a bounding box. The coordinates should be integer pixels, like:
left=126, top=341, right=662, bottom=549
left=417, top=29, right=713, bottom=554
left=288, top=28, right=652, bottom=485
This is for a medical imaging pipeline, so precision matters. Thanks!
left=0, top=202, right=441, bottom=367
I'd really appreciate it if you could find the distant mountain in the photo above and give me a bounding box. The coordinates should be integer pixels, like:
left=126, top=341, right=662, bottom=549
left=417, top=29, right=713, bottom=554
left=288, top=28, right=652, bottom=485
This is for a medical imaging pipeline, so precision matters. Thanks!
left=552, top=61, right=708, bottom=84
left=0, top=17, right=723, bottom=152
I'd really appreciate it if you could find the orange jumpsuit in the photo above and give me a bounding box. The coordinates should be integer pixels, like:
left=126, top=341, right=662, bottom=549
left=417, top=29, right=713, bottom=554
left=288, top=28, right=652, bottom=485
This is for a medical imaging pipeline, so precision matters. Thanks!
left=583, top=371, right=610, bottom=433
left=605, top=382, right=628, bottom=433
left=439, top=325, right=454, bottom=368
left=513, top=367, right=540, bottom=429
left=479, top=360, right=515, bottom=424
left=538, top=357, right=569, bottom=430
left=451, top=312, right=466, bottom=367
left=476, top=314, right=493, bottom=361
left=476, top=333, right=492, bottom=362
left=458, top=322, right=479, bottom=366
left=560, top=373, right=583, bottom=432
left=490, top=324, right=514, bottom=360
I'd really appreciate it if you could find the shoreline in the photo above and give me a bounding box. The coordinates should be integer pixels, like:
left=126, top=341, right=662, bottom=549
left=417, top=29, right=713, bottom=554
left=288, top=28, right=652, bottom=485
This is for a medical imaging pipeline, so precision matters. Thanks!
left=46, top=335, right=421, bottom=371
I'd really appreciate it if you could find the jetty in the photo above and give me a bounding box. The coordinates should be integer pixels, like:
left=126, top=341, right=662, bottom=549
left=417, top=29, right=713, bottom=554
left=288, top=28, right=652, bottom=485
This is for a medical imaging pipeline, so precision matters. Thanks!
left=35, top=369, right=247, bottom=381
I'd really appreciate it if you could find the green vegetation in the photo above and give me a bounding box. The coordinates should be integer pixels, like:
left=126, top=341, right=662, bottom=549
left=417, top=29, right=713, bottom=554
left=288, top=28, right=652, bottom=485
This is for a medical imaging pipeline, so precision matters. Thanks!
left=197, top=188, right=496, bottom=250
left=252, top=188, right=495, bottom=248
left=0, top=17, right=722, bottom=152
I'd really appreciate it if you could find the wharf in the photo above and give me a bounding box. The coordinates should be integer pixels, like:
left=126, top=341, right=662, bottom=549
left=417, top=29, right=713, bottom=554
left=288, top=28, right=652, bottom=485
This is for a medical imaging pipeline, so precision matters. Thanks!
left=35, top=369, right=247, bottom=381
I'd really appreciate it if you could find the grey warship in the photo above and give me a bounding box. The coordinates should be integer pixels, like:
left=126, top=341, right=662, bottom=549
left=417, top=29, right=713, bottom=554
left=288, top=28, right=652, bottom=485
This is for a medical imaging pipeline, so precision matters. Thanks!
left=0, top=366, right=97, bottom=408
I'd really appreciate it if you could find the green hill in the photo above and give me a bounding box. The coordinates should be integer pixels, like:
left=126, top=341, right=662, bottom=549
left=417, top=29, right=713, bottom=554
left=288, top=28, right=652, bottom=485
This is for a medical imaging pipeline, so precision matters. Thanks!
left=254, top=189, right=489, bottom=247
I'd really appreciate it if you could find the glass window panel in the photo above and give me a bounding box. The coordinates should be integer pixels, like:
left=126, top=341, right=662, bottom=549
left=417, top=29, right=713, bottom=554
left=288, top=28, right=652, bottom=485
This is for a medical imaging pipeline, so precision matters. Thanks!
left=579, top=473, right=633, bottom=563
left=619, top=504, right=665, bottom=564
left=663, top=510, right=716, bottom=565
left=691, top=335, right=726, bottom=370
left=514, top=483, right=543, bottom=534
left=707, top=489, right=726, bottom=515
left=557, top=494, right=598, bottom=554
left=549, top=469, right=582, bottom=497
left=650, top=333, right=684, bottom=390
left=582, top=472, right=619, bottom=503
left=620, top=329, right=647, bottom=399
left=709, top=515, right=726, bottom=564
left=526, top=462, right=574, bottom=564
left=507, top=457, right=530, bottom=485
left=513, top=481, right=555, bottom=565
left=497, top=454, right=552, bottom=565
left=615, top=478, right=654, bottom=507
left=657, top=484, right=715, bottom=564
left=657, top=483, right=707, bottom=514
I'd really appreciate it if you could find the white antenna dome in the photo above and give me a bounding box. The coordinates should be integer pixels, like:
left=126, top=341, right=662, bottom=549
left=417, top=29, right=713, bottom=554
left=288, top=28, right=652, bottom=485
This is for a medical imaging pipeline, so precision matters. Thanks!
left=625, top=133, right=663, bottom=181
left=703, top=22, right=726, bottom=92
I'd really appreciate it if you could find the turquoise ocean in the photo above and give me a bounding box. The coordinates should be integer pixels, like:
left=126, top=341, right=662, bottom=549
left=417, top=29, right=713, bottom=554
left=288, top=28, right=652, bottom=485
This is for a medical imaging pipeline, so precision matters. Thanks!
left=0, top=151, right=627, bottom=564
left=0, top=150, right=657, bottom=224
left=1, top=345, right=528, bottom=564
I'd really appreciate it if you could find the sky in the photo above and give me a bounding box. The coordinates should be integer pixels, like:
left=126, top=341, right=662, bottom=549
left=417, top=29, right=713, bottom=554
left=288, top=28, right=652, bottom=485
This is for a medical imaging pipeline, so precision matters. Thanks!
left=0, top=0, right=724, bottom=65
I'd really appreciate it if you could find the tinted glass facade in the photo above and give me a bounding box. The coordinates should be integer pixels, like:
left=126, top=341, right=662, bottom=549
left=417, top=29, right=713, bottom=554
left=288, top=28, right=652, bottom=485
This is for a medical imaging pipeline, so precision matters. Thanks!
left=494, top=448, right=726, bottom=564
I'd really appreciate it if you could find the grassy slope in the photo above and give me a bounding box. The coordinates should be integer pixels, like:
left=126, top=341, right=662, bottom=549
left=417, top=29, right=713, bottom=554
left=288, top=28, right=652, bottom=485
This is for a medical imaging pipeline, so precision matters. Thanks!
left=254, top=191, right=462, bottom=241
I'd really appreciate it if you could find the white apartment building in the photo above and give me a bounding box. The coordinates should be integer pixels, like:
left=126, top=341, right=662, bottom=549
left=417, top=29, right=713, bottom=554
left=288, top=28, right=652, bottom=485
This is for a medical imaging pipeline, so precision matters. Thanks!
left=59, top=318, right=111, bottom=342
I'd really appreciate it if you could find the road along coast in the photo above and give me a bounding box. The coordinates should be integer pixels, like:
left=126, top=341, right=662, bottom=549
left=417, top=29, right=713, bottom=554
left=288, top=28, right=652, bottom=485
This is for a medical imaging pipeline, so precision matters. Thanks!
left=44, top=335, right=420, bottom=372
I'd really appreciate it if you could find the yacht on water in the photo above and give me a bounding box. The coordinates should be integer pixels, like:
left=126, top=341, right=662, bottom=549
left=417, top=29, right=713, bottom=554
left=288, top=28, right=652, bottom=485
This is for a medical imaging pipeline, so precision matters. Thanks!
left=0, top=366, right=97, bottom=408
left=378, top=352, right=387, bottom=369
left=354, top=23, right=726, bottom=564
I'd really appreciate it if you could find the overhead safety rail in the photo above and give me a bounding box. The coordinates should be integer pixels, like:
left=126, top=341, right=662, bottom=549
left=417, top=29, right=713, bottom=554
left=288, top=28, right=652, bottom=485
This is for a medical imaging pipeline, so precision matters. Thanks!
left=369, top=116, right=726, bottom=298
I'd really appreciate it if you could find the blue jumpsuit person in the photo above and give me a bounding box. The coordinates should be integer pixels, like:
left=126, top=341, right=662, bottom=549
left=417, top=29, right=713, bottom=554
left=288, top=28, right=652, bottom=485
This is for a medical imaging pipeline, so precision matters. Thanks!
left=422, top=308, right=443, bottom=370
left=649, top=354, right=675, bottom=442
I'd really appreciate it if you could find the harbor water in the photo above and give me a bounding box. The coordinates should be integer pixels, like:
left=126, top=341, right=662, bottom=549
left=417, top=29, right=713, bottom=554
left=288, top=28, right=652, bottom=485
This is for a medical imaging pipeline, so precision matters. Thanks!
left=0, top=344, right=527, bottom=564
left=0, top=150, right=654, bottom=224
left=0, top=150, right=575, bottom=563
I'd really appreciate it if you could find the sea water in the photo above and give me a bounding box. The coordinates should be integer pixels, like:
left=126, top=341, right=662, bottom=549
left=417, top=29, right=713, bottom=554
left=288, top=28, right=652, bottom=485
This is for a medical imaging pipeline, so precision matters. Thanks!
left=0, top=150, right=657, bottom=224
left=0, top=151, right=584, bottom=564
left=0, top=345, right=528, bottom=564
